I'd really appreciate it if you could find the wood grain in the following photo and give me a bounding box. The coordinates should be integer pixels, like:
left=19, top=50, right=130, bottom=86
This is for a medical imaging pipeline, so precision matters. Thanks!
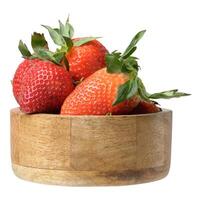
left=11, top=108, right=172, bottom=186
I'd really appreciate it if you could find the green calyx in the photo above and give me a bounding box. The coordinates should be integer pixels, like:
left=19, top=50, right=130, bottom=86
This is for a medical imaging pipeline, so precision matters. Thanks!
left=18, top=17, right=99, bottom=68
left=41, top=18, right=100, bottom=55
left=18, top=32, right=67, bottom=66
left=106, top=30, right=190, bottom=106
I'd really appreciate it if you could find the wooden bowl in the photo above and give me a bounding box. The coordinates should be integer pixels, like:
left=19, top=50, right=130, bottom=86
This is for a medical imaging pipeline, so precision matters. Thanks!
left=11, top=108, right=172, bottom=186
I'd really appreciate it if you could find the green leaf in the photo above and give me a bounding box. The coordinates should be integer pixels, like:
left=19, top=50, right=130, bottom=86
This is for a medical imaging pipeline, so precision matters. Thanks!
left=63, top=56, right=69, bottom=70
left=53, top=51, right=65, bottom=64
left=66, top=15, right=70, bottom=23
left=18, top=40, right=32, bottom=57
left=137, top=78, right=191, bottom=100
left=34, top=48, right=60, bottom=64
left=122, top=56, right=139, bottom=73
left=63, top=36, right=73, bottom=50
left=31, top=32, right=48, bottom=51
left=122, top=47, right=137, bottom=59
left=35, top=48, right=53, bottom=59
left=59, top=20, right=74, bottom=38
left=111, top=50, right=122, bottom=57
left=54, top=28, right=60, bottom=34
left=73, top=37, right=100, bottom=46
left=59, top=20, right=65, bottom=34
left=106, top=53, right=122, bottom=73
left=137, top=78, right=150, bottom=101
left=106, top=51, right=139, bottom=76
left=113, top=78, right=138, bottom=106
left=122, top=30, right=146, bottom=59
left=126, top=78, right=138, bottom=99
left=65, top=19, right=74, bottom=38
left=113, top=81, right=130, bottom=105
left=42, top=25, right=65, bottom=46
left=149, top=89, right=191, bottom=99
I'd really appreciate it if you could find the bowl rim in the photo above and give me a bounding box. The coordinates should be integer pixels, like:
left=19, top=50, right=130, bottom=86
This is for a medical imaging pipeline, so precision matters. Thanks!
left=11, top=107, right=172, bottom=119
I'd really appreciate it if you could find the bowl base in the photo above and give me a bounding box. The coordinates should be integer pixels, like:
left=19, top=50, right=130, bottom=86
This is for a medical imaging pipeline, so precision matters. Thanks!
left=12, top=164, right=169, bottom=186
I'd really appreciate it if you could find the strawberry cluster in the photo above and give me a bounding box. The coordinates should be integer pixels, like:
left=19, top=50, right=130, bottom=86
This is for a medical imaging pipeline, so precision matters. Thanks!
left=12, top=19, right=189, bottom=115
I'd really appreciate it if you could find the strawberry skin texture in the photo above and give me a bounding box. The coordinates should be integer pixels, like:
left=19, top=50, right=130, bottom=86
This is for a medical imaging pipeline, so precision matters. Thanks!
left=61, top=68, right=140, bottom=115
left=14, top=59, right=74, bottom=113
left=132, top=100, right=161, bottom=114
left=66, top=39, right=108, bottom=81
left=13, top=59, right=41, bottom=103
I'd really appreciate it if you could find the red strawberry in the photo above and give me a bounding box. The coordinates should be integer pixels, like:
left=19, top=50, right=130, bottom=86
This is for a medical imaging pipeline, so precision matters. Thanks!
left=13, top=33, right=74, bottom=113
left=13, top=59, right=41, bottom=103
left=66, top=38, right=107, bottom=81
left=61, top=30, right=189, bottom=115
left=61, top=68, right=140, bottom=115
left=42, top=20, right=108, bottom=82
left=132, top=100, right=161, bottom=114
left=13, top=59, right=74, bottom=113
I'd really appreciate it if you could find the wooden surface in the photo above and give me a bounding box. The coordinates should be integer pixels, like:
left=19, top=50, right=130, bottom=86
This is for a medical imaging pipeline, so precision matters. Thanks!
left=11, top=108, right=172, bottom=186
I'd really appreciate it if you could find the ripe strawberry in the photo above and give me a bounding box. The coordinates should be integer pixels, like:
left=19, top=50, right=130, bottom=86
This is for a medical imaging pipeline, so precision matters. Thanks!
left=17, top=59, right=74, bottom=113
left=61, top=30, right=189, bottom=115
left=42, top=19, right=108, bottom=81
left=132, top=100, right=161, bottom=114
left=13, top=33, right=74, bottom=113
left=13, top=59, right=41, bottom=103
left=61, top=68, right=140, bottom=115
left=66, top=38, right=107, bottom=81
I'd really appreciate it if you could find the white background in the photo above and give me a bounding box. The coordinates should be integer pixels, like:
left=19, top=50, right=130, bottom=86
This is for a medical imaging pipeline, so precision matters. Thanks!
left=0, top=0, right=201, bottom=199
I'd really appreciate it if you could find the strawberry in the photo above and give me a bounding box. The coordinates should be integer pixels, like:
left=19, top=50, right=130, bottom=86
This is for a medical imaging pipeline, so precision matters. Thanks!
left=61, top=30, right=190, bottom=115
left=13, top=59, right=41, bottom=103
left=42, top=19, right=108, bottom=81
left=132, top=100, right=161, bottom=114
left=61, top=68, right=140, bottom=115
left=13, top=33, right=74, bottom=113
left=18, top=60, right=74, bottom=113
left=66, top=38, right=107, bottom=81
